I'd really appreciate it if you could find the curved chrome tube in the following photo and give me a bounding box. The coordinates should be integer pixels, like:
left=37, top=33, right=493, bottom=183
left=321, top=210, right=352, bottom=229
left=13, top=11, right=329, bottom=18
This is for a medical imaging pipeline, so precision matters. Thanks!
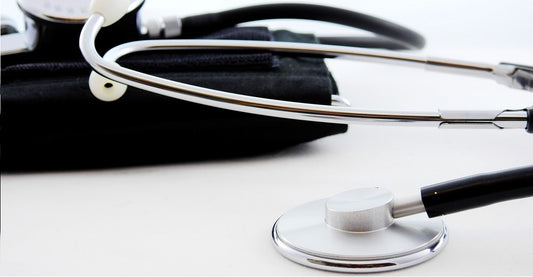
left=80, top=14, right=529, bottom=129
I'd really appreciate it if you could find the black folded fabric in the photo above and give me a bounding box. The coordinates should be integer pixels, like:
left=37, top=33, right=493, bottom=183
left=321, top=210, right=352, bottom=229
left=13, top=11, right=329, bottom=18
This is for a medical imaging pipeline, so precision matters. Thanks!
left=1, top=27, right=347, bottom=171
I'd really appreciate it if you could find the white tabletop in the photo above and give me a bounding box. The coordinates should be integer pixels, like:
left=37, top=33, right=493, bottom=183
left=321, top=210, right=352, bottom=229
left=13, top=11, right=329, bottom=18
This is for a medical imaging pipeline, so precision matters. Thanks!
left=2, top=0, right=533, bottom=275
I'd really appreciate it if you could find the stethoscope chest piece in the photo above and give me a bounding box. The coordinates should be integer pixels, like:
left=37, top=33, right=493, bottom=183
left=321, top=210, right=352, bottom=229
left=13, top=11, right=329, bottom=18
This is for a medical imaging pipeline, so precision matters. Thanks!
left=272, top=188, right=448, bottom=273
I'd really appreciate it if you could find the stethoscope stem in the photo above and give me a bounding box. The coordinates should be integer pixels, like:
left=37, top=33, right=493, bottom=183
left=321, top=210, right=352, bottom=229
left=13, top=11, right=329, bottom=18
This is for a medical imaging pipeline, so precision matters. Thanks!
left=393, top=165, right=533, bottom=219
left=80, top=14, right=532, bottom=131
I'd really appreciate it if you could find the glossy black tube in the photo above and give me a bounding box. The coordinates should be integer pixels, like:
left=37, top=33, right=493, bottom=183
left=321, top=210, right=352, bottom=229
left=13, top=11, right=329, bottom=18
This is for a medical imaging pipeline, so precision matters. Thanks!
left=421, top=166, right=533, bottom=217
left=180, top=3, right=425, bottom=50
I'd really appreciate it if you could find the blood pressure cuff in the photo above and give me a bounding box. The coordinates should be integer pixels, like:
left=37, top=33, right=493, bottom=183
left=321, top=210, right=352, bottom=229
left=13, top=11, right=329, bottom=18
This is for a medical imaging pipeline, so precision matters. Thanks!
left=1, top=27, right=347, bottom=171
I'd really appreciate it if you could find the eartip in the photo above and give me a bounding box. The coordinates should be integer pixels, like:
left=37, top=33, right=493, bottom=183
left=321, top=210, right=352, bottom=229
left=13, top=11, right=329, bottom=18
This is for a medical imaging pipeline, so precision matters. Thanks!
left=89, top=0, right=130, bottom=27
left=89, top=71, right=127, bottom=102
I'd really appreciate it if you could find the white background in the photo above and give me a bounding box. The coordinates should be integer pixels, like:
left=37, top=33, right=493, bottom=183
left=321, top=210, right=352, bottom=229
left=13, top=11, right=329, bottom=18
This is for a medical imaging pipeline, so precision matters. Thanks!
left=2, top=0, right=533, bottom=275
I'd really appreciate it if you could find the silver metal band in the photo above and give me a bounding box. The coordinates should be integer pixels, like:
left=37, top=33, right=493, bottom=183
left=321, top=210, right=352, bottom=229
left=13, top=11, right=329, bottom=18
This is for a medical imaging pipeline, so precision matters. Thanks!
left=393, top=193, right=426, bottom=218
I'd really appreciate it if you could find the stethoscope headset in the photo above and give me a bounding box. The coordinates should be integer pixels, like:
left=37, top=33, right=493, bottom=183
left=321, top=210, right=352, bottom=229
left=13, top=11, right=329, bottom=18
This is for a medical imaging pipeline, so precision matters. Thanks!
left=2, top=0, right=533, bottom=273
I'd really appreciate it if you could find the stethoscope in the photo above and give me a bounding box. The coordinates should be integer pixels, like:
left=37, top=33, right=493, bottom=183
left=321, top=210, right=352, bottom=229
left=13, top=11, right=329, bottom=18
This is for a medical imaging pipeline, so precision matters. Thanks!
left=3, top=0, right=533, bottom=273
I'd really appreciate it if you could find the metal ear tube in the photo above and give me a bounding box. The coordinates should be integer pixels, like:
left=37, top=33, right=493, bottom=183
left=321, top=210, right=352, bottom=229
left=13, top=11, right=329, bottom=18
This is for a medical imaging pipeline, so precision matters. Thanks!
left=79, top=2, right=533, bottom=132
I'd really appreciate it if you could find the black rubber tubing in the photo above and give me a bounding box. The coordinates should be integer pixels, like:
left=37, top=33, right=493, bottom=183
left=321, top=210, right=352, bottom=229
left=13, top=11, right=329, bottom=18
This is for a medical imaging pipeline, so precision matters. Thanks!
left=421, top=165, right=533, bottom=217
left=180, top=3, right=426, bottom=50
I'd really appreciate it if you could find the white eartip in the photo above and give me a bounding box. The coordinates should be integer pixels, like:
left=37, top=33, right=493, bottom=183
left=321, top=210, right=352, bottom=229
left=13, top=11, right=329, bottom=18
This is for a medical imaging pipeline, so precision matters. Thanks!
left=89, top=71, right=127, bottom=102
left=89, top=0, right=131, bottom=27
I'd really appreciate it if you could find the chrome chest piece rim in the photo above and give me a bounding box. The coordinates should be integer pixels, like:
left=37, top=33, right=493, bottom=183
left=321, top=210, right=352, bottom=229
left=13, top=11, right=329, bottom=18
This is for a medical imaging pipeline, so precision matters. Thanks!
left=271, top=188, right=448, bottom=273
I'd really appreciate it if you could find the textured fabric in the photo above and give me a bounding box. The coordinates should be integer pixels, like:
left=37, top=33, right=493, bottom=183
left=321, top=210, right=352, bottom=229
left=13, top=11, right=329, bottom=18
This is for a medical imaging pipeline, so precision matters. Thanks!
left=2, top=27, right=277, bottom=78
left=1, top=27, right=347, bottom=171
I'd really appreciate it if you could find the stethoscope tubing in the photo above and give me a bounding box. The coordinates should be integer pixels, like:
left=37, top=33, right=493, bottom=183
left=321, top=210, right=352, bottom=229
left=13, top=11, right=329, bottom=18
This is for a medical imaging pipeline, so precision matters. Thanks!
left=177, top=3, right=426, bottom=50
left=393, top=165, right=533, bottom=219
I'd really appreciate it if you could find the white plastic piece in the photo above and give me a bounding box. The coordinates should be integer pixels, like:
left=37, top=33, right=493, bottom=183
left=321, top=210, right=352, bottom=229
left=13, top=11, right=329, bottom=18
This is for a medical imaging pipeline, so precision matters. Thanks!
left=89, top=0, right=130, bottom=27
left=89, top=71, right=127, bottom=101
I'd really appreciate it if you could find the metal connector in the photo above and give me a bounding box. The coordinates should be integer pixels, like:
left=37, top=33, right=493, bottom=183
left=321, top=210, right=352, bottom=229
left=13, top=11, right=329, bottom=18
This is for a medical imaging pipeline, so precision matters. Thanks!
left=509, top=66, right=533, bottom=92
left=142, top=15, right=182, bottom=38
left=393, top=193, right=425, bottom=218
left=438, top=109, right=528, bottom=130
left=1, top=16, right=37, bottom=56
left=494, top=63, right=533, bottom=92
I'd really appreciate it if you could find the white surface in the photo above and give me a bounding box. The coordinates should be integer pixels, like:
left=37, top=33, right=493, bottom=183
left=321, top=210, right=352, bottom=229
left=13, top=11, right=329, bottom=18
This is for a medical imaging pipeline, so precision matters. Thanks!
left=2, top=0, right=533, bottom=275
